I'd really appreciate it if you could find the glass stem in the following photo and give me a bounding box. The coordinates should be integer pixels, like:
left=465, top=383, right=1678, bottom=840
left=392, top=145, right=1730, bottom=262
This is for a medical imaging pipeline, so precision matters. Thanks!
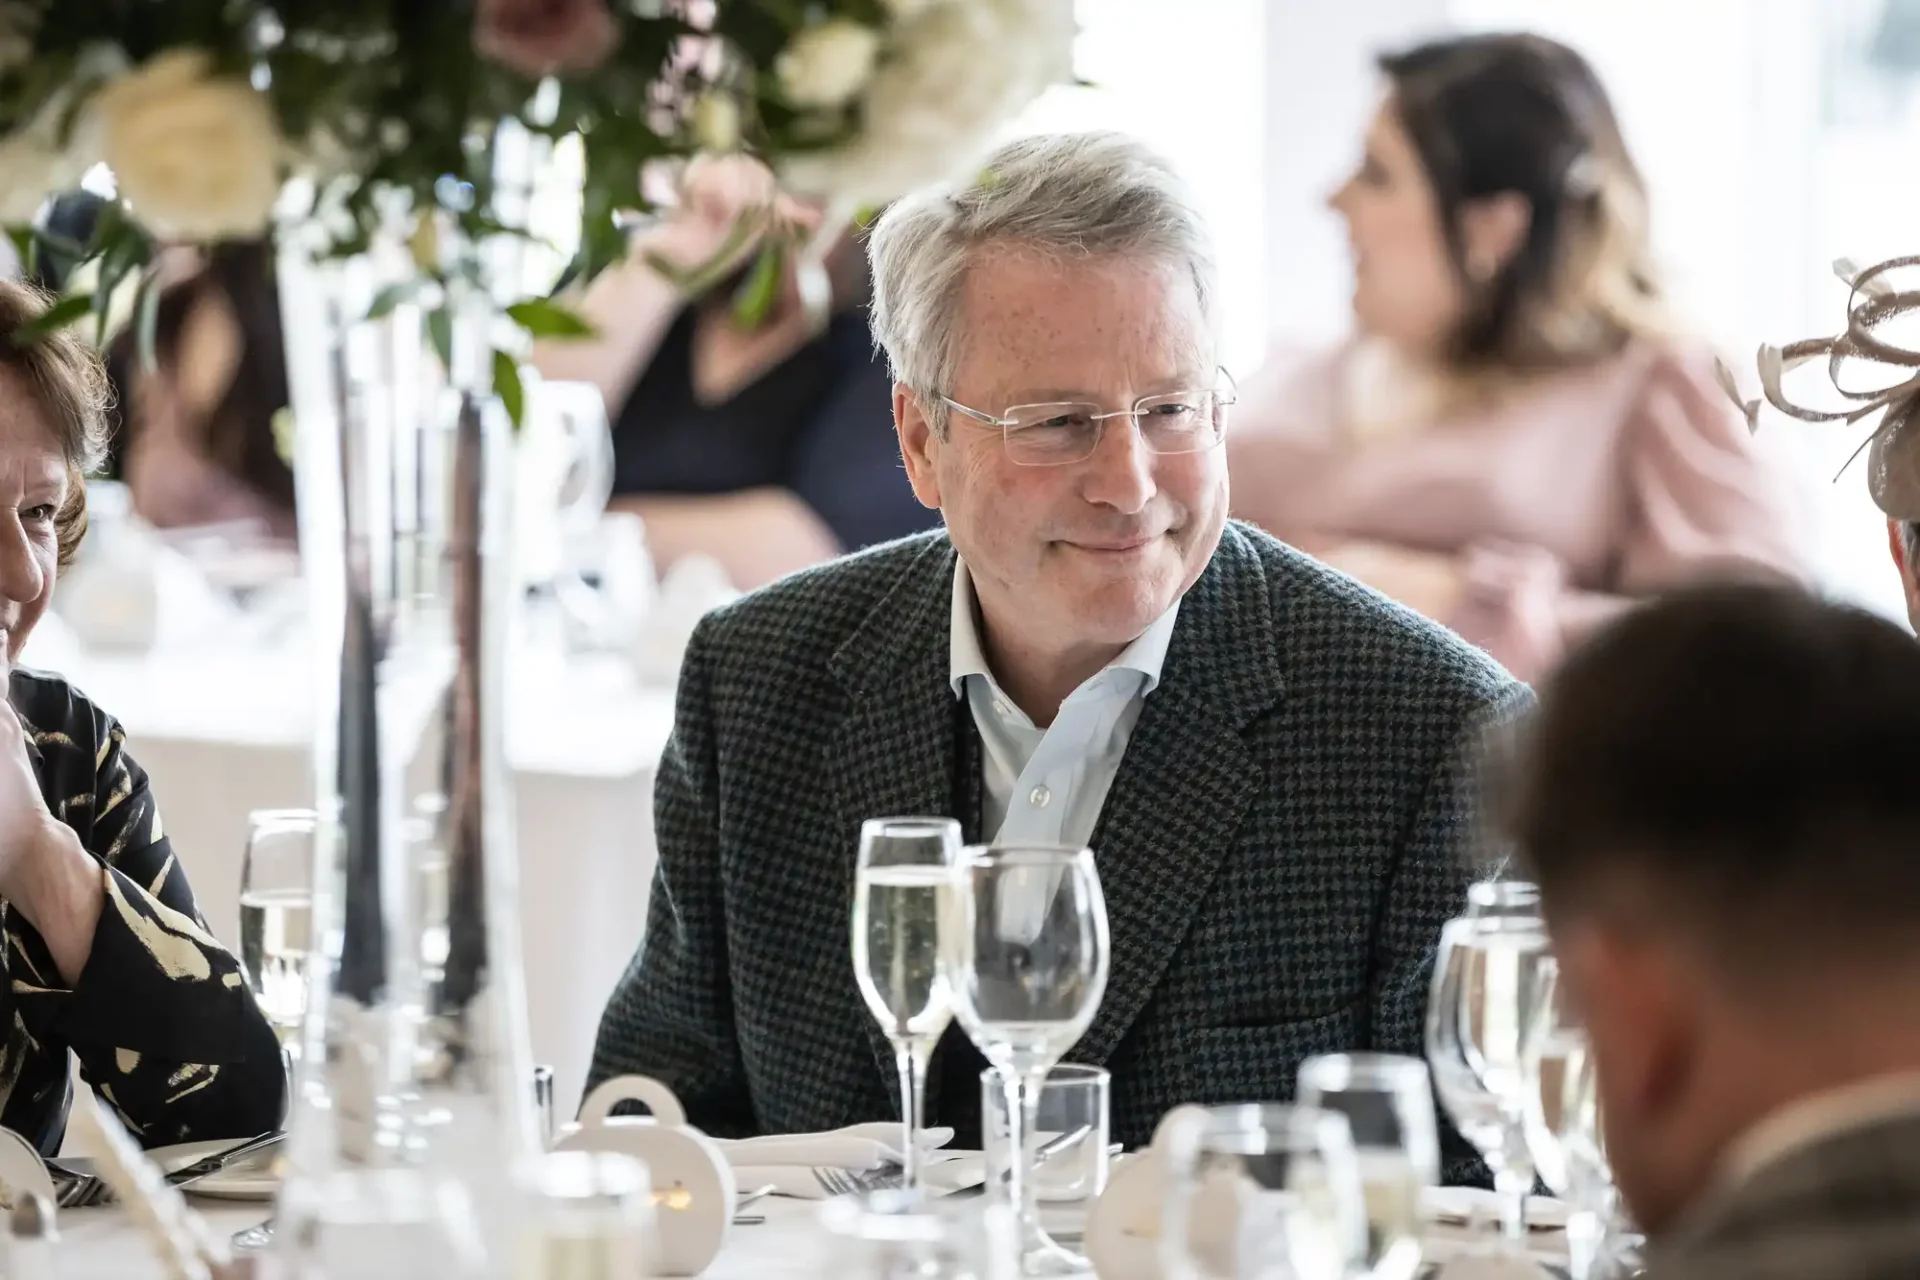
left=1005, top=1068, right=1045, bottom=1245
left=1494, top=1119, right=1533, bottom=1244
left=894, top=1040, right=930, bottom=1192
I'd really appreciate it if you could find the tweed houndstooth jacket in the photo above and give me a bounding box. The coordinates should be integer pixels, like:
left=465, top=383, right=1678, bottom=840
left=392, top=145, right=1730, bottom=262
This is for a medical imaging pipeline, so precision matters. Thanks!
left=1646, top=1110, right=1920, bottom=1280
left=588, top=522, right=1527, bottom=1157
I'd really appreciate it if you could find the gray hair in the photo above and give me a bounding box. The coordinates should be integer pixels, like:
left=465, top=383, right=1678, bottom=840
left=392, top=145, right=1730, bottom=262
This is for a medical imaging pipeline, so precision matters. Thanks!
left=865, top=130, right=1218, bottom=431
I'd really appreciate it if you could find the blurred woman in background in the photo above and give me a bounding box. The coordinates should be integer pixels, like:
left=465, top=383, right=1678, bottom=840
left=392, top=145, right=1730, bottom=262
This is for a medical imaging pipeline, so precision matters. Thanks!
left=1230, top=32, right=1804, bottom=681
left=103, top=237, right=295, bottom=541
left=532, top=154, right=938, bottom=589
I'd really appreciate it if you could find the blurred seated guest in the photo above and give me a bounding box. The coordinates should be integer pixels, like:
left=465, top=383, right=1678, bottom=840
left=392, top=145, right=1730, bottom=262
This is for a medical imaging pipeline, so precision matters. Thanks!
left=0, top=280, right=285, bottom=1151
left=103, top=238, right=296, bottom=540
left=531, top=155, right=939, bottom=589
left=1496, top=583, right=1920, bottom=1279
left=1230, top=33, right=1804, bottom=682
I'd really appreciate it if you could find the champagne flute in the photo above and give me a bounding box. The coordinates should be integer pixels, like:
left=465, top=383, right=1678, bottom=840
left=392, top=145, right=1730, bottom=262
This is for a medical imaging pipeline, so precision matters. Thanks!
left=238, top=807, right=318, bottom=1056
left=1160, top=1103, right=1367, bottom=1280
left=1296, top=1054, right=1439, bottom=1280
left=1426, top=914, right=1553, bottom=1250
left=1465, top=879, right=1541, bottom=920
left=852, top=817, right=962, bottom=1195
left=946, top=844, right=1109, bottom=1277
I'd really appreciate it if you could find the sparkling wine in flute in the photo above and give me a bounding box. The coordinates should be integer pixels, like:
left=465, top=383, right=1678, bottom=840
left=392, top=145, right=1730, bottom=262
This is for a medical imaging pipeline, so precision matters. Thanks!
left=239, top=888, right=313, bottom=1042
left=852, top=864, right=955, bottom=1040
left=1356, top=1153, right=1425, bottom=1280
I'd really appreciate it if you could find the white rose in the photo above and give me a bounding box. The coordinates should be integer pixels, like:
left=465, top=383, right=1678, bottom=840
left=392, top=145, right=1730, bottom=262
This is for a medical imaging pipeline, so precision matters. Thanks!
left=776, top=19, right=882, bottom=110
left=690, top=91, right=741, bottom=153
left=91, top=49, right=283, bottom=242
left=0, top=42, right=120, bottom=224
left=780, top=0, right=1076, bottom=205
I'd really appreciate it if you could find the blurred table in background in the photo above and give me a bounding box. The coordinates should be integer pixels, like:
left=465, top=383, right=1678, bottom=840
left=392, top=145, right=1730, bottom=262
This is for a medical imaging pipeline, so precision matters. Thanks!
left=43, top=582, right=675, bottom=1121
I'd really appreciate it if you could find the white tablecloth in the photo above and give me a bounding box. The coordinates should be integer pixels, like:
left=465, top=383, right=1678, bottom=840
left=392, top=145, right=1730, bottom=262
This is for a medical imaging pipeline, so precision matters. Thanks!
left=50, top=1195, right=1576, bottom=1278
left=43, top=611, right=676, bottom=1122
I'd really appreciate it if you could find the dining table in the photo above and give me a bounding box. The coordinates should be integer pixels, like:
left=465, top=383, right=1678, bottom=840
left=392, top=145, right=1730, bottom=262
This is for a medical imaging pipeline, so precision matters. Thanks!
left=49, top=1190, right=1576, bottom=1278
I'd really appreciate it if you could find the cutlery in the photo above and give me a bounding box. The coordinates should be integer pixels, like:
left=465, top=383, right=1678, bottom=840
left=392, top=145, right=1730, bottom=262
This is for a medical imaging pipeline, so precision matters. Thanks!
left=947, top=1124, right=1098, bottom=1199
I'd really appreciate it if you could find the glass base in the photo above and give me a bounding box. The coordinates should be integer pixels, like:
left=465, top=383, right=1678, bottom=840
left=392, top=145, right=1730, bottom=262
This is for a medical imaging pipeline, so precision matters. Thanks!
left=1016, top=1230, right=1092, bottom=1276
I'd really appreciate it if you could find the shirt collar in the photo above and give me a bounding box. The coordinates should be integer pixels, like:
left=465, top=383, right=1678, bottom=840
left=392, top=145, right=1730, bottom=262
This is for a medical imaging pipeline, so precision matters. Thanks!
left=947, top=557, right=1182, bottom=700
left=1714, top=1071, right=1920, bottom=1195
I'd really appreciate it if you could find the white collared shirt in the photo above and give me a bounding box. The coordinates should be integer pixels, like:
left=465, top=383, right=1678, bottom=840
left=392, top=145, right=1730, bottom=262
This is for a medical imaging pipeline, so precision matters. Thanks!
left=948, top=558, right=1181, bottom=850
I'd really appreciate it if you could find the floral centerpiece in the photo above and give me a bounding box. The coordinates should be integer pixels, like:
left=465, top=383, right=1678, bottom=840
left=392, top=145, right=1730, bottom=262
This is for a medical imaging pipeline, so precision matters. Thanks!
left=0, top=0, right=1076, bottom=397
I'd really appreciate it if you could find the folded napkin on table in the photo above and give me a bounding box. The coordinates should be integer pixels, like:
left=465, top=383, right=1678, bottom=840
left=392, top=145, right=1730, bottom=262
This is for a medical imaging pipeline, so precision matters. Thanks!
left=720, top=1123, right=956, bottom=1200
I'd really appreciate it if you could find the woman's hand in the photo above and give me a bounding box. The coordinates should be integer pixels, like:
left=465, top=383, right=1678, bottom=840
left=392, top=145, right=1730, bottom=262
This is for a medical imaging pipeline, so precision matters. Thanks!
left=0, top=643, right=104, bottom=985
left=0, top=640, right=59, bottom=876
left=1316, top=539, right=1468, bottom=621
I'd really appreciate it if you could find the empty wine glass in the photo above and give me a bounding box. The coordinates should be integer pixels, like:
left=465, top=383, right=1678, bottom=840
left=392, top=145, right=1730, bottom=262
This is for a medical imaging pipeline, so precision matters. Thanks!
left=1296, top=1054, right=1439, bottom=1280
left=239, top=807, right=319, bottom=1057
left=946, top=844, right=1109, bottom=1276
left=1522, top=957, right=1643, bottom=1279
left=1160, top=1103, right=1367, bottom=1280
left=852, top=817, right=962, bottom=1196
left=1426, top=914, right=1554, bottom=1251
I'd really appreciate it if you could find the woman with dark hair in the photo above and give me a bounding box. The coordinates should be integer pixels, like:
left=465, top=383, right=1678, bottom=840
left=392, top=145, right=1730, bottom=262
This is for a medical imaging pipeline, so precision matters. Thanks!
left=104, top=238, right=296, bottom=540
left=1230, top=32, right=1804, bottom=681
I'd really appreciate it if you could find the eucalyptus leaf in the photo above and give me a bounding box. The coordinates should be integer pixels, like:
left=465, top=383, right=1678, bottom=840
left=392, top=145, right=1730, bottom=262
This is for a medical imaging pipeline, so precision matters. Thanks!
left=492, top=349, right=525, bottom=431
left=505, top=297, right=596, bottom=339
left=731, top=241, right=783, bottom=330
left=367, top=280, right=423, bottom=320
left=12, top=292, right=94, bottom=344
left=426, top=308, right=453, bottom=372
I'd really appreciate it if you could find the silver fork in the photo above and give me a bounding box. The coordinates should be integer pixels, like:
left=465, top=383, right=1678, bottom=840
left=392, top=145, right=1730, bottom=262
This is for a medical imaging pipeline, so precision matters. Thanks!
left=812, top=1165, right=905, bottom=1197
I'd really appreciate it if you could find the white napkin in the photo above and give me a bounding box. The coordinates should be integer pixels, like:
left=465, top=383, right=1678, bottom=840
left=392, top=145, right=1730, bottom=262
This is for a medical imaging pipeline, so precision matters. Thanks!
left=722, top=1123, right=956, bottom=1201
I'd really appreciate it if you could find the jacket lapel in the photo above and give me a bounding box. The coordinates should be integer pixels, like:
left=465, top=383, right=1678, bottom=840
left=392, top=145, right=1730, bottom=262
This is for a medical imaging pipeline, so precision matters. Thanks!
left=1071, top=525, right=1286, bottom=1067
left=826, top=538, right=964, bottom=1109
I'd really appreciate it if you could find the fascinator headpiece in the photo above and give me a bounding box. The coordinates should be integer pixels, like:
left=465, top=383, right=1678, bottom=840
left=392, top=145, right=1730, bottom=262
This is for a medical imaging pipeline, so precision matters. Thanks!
left=1718, top=256, right=1920, bottom=521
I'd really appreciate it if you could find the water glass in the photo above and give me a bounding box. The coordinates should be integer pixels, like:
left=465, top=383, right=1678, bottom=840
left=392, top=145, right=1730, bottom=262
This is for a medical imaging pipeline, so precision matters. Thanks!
left=1160, top=1103, right=1367, bottom=1280
left=852, top=816, right=963, bottom=1195
left=516, top=1150, right=657, bottom=1280
left=818, top=1190, right=1016, bottom=1280
left=946, top=844, right=1110, bottom=1277
left=1296, top=1054, right=1439, bottom=1280
left=1426, top=914, right=1554, bottom=1248
left=981, top=1064, right=1111, bottom=1231
left=239, top=807, right=319, bottom=1054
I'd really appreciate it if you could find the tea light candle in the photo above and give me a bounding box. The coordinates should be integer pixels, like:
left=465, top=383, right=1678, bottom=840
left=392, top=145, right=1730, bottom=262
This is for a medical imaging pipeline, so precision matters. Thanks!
left=518, top=1150, right=657, bottom=1280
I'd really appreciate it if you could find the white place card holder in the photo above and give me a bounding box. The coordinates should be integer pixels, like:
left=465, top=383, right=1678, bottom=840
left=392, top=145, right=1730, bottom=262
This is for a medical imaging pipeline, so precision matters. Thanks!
left=1081, top=1104, right=1211, bottom=1280
left=553, top=1075, right=737, bottom=1277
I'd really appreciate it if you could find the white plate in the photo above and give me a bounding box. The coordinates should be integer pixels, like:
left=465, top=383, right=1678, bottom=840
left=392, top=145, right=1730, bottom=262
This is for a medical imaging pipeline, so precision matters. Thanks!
left=60, top=1139, right=282, bottom=1203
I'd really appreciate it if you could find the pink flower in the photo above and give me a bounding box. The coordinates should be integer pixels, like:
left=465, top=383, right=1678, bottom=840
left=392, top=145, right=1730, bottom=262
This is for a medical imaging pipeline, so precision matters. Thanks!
left=475, top=0, right=618, bottom=78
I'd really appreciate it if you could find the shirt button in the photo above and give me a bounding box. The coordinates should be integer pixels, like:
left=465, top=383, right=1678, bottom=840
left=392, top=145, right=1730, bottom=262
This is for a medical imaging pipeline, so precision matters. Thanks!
left=1029, top=785, right=1051, bottom=808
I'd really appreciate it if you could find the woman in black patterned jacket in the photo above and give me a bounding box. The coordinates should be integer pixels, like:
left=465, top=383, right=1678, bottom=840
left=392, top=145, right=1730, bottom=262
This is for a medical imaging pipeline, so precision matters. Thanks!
left=0, top=278, right=284, bottom=1153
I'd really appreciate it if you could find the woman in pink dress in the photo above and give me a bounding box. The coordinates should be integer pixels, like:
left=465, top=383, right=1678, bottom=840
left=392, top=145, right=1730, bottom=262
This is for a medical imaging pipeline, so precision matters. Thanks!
left=1229, top=32, right=1805, bottom=682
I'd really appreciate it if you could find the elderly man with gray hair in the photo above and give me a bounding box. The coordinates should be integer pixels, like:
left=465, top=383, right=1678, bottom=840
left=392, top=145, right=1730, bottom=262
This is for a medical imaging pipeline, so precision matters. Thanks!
left=588, top=132, right=1526, bottom=1169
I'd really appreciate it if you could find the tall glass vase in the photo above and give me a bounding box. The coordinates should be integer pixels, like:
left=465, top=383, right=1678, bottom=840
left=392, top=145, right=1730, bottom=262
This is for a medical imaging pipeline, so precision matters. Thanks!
left=268, top=182, right=538, bottom=1279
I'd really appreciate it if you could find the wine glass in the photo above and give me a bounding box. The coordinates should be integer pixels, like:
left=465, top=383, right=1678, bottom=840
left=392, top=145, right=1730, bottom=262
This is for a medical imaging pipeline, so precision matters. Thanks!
left=1296, top=1054, right=1440, bottom=1280
left=852, top=817, right=963, bottom=1195
left=1426, top=914, right=1554, bottom=1250
left=239, top=807, right=319, bottom=1057
left=945, top=844, right=1110, bottom=1276
left=1160, top=1103, right=1367, bottom=1280
left=1522, top=957, right=1643, bottom=1279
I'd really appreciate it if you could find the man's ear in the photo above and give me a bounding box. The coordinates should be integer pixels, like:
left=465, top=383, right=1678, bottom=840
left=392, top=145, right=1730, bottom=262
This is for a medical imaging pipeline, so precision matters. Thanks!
left=895, top=384, right=943, bottom=511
